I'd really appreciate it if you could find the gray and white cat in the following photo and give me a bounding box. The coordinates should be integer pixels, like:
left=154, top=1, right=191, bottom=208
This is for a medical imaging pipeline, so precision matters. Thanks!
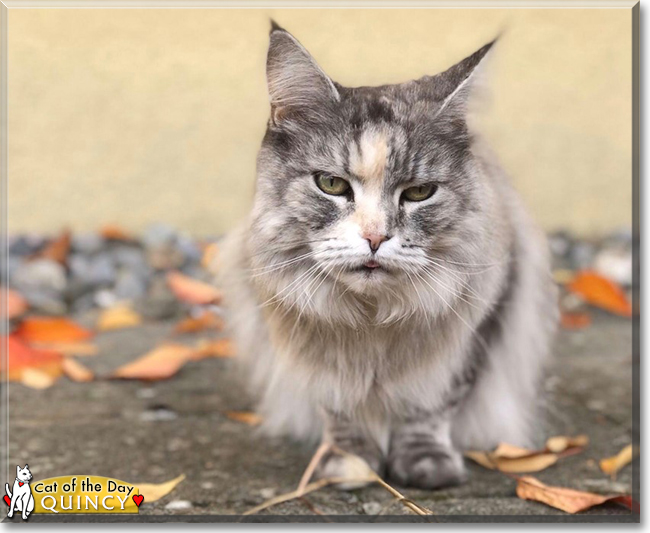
left=218, top=23, right=558, bottom=489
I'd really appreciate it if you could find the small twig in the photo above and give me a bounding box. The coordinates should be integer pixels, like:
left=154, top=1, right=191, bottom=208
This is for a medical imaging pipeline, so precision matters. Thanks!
left=297, top=442, right=331, bottom=494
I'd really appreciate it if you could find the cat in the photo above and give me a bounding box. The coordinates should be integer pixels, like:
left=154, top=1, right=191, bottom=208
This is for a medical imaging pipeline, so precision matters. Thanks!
left=218, top=22, right=558, bottom=489
left=6, top=465, right=35, bottom=520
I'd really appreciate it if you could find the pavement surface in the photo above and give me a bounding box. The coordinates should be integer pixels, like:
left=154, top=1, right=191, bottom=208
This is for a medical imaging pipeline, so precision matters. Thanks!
left=5, top=311, right=636, bottom=522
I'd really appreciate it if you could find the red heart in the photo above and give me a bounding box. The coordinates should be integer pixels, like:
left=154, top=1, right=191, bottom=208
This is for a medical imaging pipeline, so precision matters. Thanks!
left=18, top=483, right=23, bottom=487
left=132, top=494, right=144, bottom=507
left=3, top=495, right=10, bottom=506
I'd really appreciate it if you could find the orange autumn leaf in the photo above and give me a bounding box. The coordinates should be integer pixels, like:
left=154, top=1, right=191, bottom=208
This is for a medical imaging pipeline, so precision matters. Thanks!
left=560, top=312, right=592, bottom=330
left=100, top=224, right=135, bottom=242
left=62, top=358, right=94, bottom=382
left=34, top=229, right=71, bottom=265
left=600, top=444, right=634, bottom=477
left=174, top=311, right=224, bottom=334
left=166, top=271, right=222, bottom=306
left=97, top=305, right=142, bottom=331
left=201, top=242, right=220, bottom=271
left=111, top=344, right=195, bottom=381
left=4, top=335, right=64, bottom=386
left=567, top=270, right=632, bottom=317
left=192, top=338, right=235, bottom=360
left=15, top=317, right=94, bottom=344
left=4, top=289, right=28, bottom=320
left=516, top=476, right=633, bottom=514
left=225, top=411, right=262, bottom=426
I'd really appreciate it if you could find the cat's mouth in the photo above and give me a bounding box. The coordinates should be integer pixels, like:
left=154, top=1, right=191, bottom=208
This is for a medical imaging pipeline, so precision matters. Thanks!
left=352, top=260, right=386, bottom=274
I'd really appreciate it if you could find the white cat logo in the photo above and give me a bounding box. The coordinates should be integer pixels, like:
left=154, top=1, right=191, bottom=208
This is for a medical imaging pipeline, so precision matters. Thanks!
left=5, top=465, right=35, bottom=520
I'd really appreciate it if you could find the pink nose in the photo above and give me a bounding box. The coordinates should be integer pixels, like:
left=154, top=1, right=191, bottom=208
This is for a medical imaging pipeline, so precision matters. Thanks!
left=364, top=233, right=390, bottom=253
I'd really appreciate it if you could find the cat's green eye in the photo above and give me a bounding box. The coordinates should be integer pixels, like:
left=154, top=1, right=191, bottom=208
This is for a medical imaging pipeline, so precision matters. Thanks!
left=402, top=184, right=438, bottom=202
left=315, top=174, right=351, bottom=196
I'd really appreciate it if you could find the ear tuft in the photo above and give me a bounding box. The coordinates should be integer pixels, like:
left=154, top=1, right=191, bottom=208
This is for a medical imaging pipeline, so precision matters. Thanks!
left=269, top=19, right=284, bottom=34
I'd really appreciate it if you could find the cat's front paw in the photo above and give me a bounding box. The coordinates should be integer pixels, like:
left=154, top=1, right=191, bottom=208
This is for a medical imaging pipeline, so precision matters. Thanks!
left=387, top=448, right=467, bottom=490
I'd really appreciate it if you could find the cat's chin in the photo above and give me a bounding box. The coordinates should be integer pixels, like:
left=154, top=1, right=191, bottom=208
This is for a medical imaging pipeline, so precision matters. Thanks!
left=338, top=266, right=393, bottom=294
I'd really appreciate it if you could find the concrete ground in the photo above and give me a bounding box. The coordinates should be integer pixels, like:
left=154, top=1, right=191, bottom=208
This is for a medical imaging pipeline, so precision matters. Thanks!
left=6, top=312, right=636, bottom=522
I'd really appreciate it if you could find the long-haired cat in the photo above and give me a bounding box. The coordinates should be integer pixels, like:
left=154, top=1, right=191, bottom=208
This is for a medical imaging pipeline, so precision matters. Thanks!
left=218, top=23, right=558, bottom=489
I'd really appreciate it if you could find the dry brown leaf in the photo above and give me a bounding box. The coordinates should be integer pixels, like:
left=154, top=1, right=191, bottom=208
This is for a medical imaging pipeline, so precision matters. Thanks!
left=567, top=270, right=632, bottom=317
left=545, top=435, right=589, bottom=453
left=134, top=474, right=185, bottom=503
left=62, top=358, right=94, bottom=382
left=4, top=289, right=28, bottom=320
left=465, top=450, right=558, bottom=473
left=225, top=411, right=263, bottom=426
left=492, top=443, right=537, bottom=459
left=192, top=338, right=235, bottom=360
left=600, top=444, right=633, bottom=477
left=166, top=271, right=222, bottom=305
left=97, top=305, right=142, bottom=331
left=30, top=341, right=98, bottom=356
left=33, top=230, right=71, bottom=265
left=560, top=312, right=592, bottom=330
left=516, top=475, right=633, bottom=514
left=174, top=311, right=224, bottom=334
left=15, top=316, right=94, bottom=344
left=111, top=344, right=195, bottom=381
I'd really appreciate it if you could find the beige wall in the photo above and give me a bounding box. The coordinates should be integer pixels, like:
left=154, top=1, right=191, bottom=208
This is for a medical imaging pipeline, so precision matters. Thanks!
left=8, top=7, right=633, bottom=237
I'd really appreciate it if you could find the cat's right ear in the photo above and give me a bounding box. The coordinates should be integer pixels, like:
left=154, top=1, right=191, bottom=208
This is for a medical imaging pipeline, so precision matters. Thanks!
left=16, top=465, right=20, bottom=475
left=266, top=22, right=340, bottom=127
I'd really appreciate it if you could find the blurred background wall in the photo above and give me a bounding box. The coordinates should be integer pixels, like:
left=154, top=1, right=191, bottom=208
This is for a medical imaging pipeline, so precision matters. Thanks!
left=8, top=7, right=632, bottom=237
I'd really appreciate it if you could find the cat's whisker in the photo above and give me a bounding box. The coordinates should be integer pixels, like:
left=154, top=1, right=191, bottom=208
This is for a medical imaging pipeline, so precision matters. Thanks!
left=419, top=266, right=484, bottom=312
left=419, top=261, right=493, bottom=306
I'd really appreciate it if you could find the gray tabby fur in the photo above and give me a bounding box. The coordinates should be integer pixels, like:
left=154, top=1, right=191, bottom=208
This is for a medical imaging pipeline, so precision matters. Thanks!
left=217, top=23, right=558, bottom=489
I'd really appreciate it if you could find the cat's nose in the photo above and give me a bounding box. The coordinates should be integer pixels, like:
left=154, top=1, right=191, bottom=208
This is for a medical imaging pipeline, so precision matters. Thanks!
left=364, top=233, right=391, bottom=253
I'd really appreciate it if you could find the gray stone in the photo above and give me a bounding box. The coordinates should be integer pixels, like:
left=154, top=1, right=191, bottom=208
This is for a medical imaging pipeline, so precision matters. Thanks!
left=114, top=269, right=148, bottom=301
left=147, top=244, right=185, bottom=271
left=12, top=259, right=67, bottom=293
left=569, top=241, right=596, bottom=270
left=143, top=223, right=177, bottom=248
left=136, top=276, right=182, bottom=319
left=362, top=501, right=383, bottom=515
left=72, top=233, right=106, bottom=255
left=8, top=234, right=46, bottom=256
left=165, top=500, right=192, bottom=511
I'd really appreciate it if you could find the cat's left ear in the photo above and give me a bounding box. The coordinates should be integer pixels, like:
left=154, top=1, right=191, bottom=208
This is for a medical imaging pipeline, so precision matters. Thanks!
left=266, top=22, right=340, bottom=127
left=431, top=38, right=497, bottom=122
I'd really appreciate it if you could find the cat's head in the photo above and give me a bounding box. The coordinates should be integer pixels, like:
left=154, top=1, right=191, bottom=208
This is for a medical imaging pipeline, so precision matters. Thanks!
left=249, top=23, right=504, bottom=322
left=16, top=465, right=32, bottom=482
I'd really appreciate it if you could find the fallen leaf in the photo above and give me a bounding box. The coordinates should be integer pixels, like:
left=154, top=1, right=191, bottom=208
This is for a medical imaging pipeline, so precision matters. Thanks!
left=97, top=305, right=142, bottom=331
left=62, top=358, right=94, bottom=382
left=100, top=224, right=135, bottom=242
left=516, top=475, right=632, bottom=514
left=4, top=289, right=28, bottom=320
left=192, top=338, right=235, bottom=360
left=560, top=312, right=592, bottom=330
left=225, top=411, right=262, bottom=426
left=15, top=317, right=93, bottom=344
left=201, top=242, right=220, bottom=271
left=174, top=311, right=224, bottom=334
left=567, top=270, right=632, bottom=317
left=600, top=444, right=634, bottom=477
left=29, top=342, right=98, bottom=356
left=32, top=229, right=71, bottom=265
left=4, top=335, right=64, bottom=387
left=111, top=344, right=195, bottom=381
left=465, top=450, right=558, bottom=473
left=21, top=368, right=58, bottom=389
left=134, top=474, right=185, bottom=503
left=166, top=271, right=221, bottom=305
left=465, top=437, right=588, bottom=474
left=545, top=435, right=589, bottom=454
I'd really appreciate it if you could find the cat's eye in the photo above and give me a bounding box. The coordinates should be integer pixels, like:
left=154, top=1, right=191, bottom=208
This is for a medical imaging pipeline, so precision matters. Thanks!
left=315, top=174, right=351, bottom=196
left=402, top=183, right=438, bottom=202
